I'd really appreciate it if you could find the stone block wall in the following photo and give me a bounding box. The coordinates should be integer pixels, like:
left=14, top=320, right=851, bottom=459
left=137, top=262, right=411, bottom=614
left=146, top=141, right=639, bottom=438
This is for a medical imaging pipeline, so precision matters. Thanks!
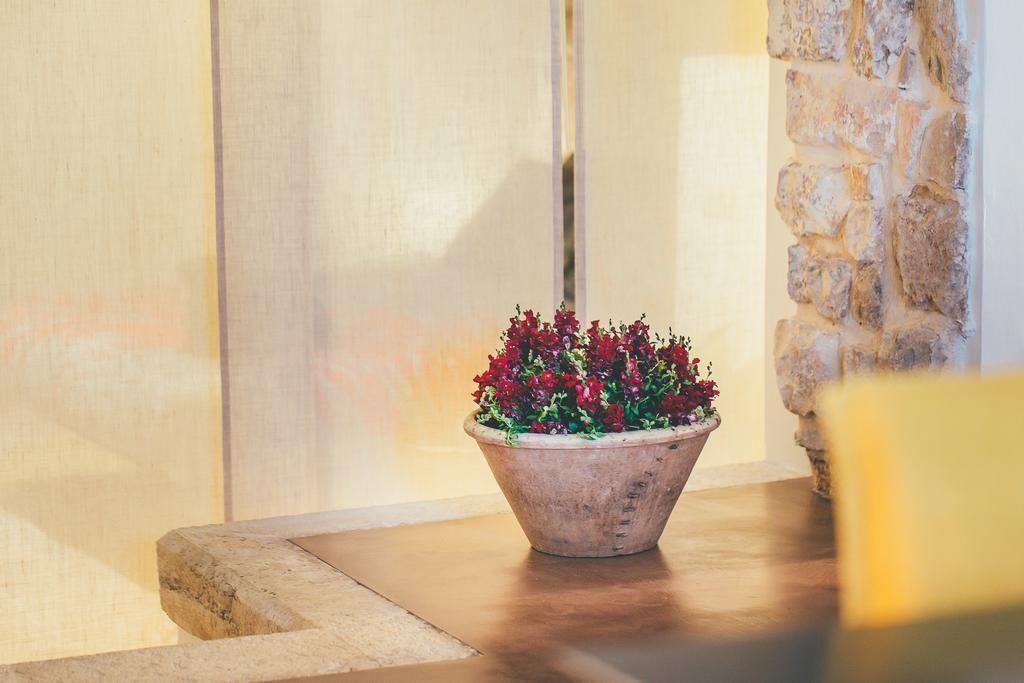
left=768, top=0, right=975, bottom=497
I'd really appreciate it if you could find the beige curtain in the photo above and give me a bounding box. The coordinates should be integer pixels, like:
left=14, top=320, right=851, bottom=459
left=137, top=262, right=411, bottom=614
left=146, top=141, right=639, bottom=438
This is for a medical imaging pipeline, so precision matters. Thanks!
left=578, top=0, right=769, bottom=467
left=0, top=0, right=222, bottom=664
left=217, top=0, right=561, bottom=520
left=0, top=0, right=561, bottom=662
left=0, top=0, right=773, bottom=664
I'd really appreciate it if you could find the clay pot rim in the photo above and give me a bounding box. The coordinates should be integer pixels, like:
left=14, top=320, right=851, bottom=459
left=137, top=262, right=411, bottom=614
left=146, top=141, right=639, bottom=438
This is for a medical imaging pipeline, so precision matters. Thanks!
left=464, top=411, right=721, bottom=449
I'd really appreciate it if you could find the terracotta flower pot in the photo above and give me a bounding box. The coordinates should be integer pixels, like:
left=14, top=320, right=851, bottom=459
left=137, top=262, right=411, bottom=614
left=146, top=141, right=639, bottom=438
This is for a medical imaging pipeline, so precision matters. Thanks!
left=464, top=412, right=721, bottom=557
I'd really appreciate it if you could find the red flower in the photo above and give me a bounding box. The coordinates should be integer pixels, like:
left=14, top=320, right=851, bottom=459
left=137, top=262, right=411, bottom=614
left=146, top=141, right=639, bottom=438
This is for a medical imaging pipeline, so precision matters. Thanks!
left=621, top=356, right=643, bottom=402
left=622, top=318, right=657, bottom=368
left=657, top=379, right=718, bottom=426
left=658, top=341, right=690, bottom=371
left=696, top=378, right=719, bottom=403
left=585, top=322, right=621, bottom=379
left=657, top=391, right=695, bottom=426
left=534, top=323, right=562, bottom=365
left=472, top=308, right=718, bottom=438
left=575, top=375, right=604, bottom=413
left=603, top=403, right=625, bottom=432
left=494, top=377, right=525, bottom=419
left=505, top=309, right=540, bottom=355
left=554, top=308, right=580, bottom=349
left=526, top=369, right=561, bottom=408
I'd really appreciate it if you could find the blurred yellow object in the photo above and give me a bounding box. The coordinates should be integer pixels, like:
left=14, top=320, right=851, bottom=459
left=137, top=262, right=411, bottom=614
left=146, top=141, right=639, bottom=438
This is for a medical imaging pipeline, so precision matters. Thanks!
left=821, top=371, right=1024, bottom=628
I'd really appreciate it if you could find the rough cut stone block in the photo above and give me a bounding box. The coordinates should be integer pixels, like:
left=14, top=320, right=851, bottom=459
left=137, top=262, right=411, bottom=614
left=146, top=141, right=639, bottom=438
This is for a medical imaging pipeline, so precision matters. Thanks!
left=917, top=0, right=972, bottom=103
left=806, top=255, right=852, bottom=322
left=786, top=70, right=836, bottom=146
left=920, top=108, right=970, bottom=191
left=842, top=344, right=878, bottom=376
left=775, top=161, right=851, bottom=237
left=845, top=163, right=883, bottom=201
left=795, top=415, right=828, bottom=451
left=851, top=263, right=884, bottom=329
left=786, top=70, right=897, bottom=157
left=843, top=203, right=885, bottom=265
left=894, top=185, right=969, bottom=324
left=895, top=98, right=929, bottom=179
left=806, top=449, right=832, bottom=498
left=852, top=0, right=914, bottom=78
left=838, top=80, right=898, bottom=157
left=879, top=319, right=956, bottom=371
left=774, top=318, right=841, bottom=416
left=767, top=0, right=852, bottom=62
left=787, top=243, right=812, bottom=303
left=897, top=49, right=917, bottom=90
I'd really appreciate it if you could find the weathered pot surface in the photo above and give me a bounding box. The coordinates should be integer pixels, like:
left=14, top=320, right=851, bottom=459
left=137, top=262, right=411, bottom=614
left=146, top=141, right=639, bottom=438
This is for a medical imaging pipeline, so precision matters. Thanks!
left=464, top=412, right=721, bottom=557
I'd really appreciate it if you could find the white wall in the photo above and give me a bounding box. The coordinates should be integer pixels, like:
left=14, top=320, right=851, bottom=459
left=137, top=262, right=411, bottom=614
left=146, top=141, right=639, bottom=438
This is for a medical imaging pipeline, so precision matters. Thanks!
left=978, top=0, right=1024, bottom=369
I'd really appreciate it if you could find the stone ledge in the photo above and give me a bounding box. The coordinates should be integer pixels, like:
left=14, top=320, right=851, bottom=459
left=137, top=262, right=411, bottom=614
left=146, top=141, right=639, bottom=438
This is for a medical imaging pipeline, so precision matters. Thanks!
left=2, top=461, right=803, bottom=682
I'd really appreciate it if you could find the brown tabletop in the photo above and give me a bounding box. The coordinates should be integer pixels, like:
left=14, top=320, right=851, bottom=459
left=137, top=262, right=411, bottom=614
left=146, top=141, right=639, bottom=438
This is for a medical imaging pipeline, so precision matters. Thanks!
left=287, top=477, right=837, bottom=680
left=559, top=604, right=1024, bottom=682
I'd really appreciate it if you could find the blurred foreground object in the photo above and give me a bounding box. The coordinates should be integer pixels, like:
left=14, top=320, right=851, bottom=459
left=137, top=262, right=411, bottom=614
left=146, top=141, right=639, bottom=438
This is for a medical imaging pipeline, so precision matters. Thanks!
left=821, top=371, right=1024, bottom=627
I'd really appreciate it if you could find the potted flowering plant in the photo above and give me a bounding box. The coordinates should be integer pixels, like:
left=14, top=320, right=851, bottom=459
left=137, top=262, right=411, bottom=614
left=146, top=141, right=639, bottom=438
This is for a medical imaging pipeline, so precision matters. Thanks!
left=465, top=307, right=721, bottom=557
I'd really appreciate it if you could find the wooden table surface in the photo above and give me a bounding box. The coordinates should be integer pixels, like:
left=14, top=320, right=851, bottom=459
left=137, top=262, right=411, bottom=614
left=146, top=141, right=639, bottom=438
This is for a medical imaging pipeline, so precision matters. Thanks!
left=559, top=604, right=1024, bottom=682
left=288, top=477, right=837, bottom=681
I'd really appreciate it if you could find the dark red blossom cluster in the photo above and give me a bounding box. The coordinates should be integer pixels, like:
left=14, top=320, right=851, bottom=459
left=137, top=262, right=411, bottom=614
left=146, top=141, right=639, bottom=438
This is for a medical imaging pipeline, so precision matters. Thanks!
left=473, top=307, right=718, bottom=440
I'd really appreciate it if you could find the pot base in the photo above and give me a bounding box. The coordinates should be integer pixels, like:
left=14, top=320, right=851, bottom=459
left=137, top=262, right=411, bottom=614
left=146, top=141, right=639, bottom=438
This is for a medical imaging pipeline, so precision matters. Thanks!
left=466, top=414, right=721, bottom=558
left=530, top=540, right=660, bottom=559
